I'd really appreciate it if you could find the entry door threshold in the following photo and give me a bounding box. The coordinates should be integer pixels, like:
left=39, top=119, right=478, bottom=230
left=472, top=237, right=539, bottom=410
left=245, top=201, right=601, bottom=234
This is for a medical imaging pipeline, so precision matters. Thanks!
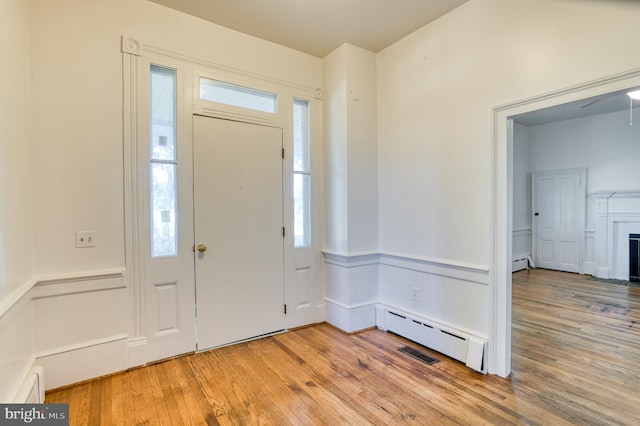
left=196, top=329, right=287, bottom=352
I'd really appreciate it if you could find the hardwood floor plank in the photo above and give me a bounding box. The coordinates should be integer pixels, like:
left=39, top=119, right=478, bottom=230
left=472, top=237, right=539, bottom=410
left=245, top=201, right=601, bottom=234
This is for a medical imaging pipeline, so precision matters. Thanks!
left=46, top=269, right=640, bottom=425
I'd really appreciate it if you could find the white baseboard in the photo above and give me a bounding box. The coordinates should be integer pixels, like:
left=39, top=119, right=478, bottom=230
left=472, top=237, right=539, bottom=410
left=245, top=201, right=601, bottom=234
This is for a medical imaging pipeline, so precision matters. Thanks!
left=324, top=298, right=377, bottom=333
left=596, top=267, right=610, bottom=279
left=13, top=365, right=44, bottom=403
left=583, top=261, right=595, bottom=276
left=315, top=301, right=326, bottom=323
left=37, top=339, right=127, bottom=390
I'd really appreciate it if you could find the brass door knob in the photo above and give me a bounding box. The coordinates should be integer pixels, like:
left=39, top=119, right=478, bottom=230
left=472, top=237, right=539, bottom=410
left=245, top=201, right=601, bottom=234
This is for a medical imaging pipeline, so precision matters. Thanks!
left=197, top=243, right=207, bottom=253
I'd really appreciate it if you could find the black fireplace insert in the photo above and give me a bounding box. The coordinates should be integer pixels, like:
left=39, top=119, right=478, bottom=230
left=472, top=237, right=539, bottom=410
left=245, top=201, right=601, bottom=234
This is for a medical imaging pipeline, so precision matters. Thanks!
left=631, top=234, right=640, bottom=282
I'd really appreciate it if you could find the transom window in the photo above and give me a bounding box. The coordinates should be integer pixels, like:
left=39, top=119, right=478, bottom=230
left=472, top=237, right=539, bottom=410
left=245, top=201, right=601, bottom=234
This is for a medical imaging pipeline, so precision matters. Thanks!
left=199, top=77, right=277, bottom=113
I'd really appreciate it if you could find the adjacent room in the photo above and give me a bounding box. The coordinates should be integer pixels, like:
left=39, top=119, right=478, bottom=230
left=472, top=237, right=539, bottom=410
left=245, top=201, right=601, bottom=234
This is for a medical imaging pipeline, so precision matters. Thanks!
left=2, top=0, right=640, bottom=423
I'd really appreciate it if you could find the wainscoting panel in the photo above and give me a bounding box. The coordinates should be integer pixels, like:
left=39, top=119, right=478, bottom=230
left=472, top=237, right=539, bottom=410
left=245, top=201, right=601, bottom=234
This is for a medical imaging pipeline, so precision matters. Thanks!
left=378, top=257, right=490, bottom=339
left=1, top=270, right=128, bottom=395
left=323, top=252, right=379, bottom=333
left=33, top=287, right=126, bottom=352
left=512, top=228, right=532, bottom=272
left=584, top=229, right=596, bottom=275
left=0, top=293, right=34, bottom=402
left=31, top=271, right=127, bottom=390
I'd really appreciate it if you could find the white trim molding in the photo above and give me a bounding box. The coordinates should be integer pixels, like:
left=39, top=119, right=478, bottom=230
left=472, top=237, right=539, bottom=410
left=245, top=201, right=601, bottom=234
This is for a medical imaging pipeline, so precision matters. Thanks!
left=379, top=251, right=489, bottom=286
left=0, top=270, right=128, bottom=396
left=322, top=250, right=379, bottom=267
left=493, top=66, right=640, bottom=378
left=322, top=250, right=491, bottom=345
left=322, top=251, right=379, bottom=333
left=121, top=35, right=321, bottom=99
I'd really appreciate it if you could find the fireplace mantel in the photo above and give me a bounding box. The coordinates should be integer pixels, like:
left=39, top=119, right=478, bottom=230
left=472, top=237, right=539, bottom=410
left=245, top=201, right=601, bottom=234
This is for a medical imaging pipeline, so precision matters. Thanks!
left=590, top=192, right=640, bottom=280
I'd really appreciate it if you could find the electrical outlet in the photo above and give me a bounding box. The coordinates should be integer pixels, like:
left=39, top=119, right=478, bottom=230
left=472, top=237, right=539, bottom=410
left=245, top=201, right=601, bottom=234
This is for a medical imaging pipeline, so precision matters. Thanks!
left=75, top=231, right=96, bottom=248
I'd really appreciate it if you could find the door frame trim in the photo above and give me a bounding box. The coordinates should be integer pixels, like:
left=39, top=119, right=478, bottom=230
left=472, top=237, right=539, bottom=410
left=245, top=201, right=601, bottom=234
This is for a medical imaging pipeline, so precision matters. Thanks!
left=492, top=66, right=640, bottom=378
left=123, top=35, right=325, bottom=366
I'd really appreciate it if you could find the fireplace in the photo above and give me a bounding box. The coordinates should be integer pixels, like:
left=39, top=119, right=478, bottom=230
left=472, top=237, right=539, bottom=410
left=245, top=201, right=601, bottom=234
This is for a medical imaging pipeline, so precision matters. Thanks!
left=631, top=234, right=640, bottom=282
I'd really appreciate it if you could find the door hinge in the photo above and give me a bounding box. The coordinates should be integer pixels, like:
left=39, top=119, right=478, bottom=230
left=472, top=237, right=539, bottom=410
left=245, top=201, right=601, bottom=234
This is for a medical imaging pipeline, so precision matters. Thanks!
left=284, top=304, right=287, bottom=314
left=282, top=148, right=285, bottom=159
left=283, top=227, right=285, bottom=237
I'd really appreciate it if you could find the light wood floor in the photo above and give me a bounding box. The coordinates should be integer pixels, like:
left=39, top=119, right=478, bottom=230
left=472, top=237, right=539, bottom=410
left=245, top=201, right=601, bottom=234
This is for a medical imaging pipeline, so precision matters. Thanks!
left=46, top=269, right=640, bottom=425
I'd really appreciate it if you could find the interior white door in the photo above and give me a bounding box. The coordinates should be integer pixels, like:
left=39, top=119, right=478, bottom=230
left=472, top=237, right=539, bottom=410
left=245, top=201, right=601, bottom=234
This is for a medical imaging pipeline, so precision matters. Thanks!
left=532, top=169, right=585, bottom=273
left=194, top=115, right=285, bottom=350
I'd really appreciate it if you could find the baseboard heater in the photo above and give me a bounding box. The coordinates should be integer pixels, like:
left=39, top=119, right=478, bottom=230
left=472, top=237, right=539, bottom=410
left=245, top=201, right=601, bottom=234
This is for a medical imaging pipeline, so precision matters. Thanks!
left=513, top=255, right=534, bottom=272
left=512, top=257, right=528, bottom=272
left=14, top=366, right=45, bottom=403
left=380, top=307, right=486, bottom=373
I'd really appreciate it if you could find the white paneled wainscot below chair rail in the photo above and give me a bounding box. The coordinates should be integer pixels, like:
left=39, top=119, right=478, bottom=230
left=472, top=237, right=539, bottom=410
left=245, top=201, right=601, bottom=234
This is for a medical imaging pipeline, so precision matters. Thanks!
left=0, top=270, right=128, bottom=401
left=322, top=250, right=489, bottom=373
left=512, top=228, right=532, bottom=272
left=322, top=251, right=380, bottom=333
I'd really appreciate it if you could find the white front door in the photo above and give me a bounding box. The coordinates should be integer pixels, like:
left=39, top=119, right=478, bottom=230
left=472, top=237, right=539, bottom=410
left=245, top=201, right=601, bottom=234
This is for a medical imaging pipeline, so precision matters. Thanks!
left=532, top=169, right=585, bottom=273
left=193, top=115, right=285, bottom=350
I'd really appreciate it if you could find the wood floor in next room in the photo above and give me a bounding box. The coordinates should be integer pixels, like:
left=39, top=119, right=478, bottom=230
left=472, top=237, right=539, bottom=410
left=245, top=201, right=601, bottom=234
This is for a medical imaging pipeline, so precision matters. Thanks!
left=46, top=269, right=640, bottom=425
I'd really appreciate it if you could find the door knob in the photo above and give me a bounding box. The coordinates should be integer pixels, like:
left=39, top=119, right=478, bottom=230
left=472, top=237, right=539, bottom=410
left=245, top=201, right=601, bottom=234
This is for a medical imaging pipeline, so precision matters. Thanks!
left=197, top=243, right=207, bottom=253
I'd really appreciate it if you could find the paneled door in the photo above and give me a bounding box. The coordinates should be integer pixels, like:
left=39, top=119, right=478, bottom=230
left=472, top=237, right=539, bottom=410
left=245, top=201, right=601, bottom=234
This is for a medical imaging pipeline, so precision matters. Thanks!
left=532, top=169, right=585, bottom=273
left=193, top=115, right=285, bottom=350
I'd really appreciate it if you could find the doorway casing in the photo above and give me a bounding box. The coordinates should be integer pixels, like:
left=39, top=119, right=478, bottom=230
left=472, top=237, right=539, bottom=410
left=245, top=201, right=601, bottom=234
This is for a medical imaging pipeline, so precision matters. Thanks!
left=491, top=67, right=640, bottom=377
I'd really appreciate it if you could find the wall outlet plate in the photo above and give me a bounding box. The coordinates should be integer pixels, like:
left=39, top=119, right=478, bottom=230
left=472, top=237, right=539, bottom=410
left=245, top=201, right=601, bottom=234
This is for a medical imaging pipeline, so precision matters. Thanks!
left=75, top=231, right=96, bottom=248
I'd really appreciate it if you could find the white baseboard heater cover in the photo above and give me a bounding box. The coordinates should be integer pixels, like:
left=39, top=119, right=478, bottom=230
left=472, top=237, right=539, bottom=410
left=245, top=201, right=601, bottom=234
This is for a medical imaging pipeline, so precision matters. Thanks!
left=382, top=308, right=487, bottom=373
left=14, top=366, right=45, bottom=403
left=512, top=257, right=528, bottom=272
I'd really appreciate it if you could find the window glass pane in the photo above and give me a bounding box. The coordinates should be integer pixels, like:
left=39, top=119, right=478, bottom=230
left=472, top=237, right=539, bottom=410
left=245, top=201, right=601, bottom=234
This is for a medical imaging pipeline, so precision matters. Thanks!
left=151, top=66, right=176, bottom=161
left=293, top=99, right=309, bottom=172
left=151, top=163, right=177, bottom=257
left=294, top=174, right=311, bottom=247
left=200, top=77, right=277, bottom=113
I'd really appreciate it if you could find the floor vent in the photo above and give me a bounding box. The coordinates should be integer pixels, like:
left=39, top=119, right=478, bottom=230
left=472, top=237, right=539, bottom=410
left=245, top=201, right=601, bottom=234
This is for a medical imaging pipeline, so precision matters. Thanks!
left=398, top=346, right=439, bottom=365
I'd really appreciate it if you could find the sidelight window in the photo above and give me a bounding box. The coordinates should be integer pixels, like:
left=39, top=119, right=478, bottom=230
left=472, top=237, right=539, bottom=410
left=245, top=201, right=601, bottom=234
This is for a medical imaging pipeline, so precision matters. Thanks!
left=150, top=65, right=178, bottom=257
left=293, top=99, right=311, bottom=247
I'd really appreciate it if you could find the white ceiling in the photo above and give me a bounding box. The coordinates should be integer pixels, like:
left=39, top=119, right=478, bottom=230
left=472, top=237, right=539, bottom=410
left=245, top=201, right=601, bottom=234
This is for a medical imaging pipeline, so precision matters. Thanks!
left=513, top=88, right=640, bottom=127
left=148, top=0, right=470, bottom=58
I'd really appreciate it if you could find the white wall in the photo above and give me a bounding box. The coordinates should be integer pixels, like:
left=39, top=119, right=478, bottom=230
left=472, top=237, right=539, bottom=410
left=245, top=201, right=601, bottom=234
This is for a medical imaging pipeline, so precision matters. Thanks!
left=323, top=44, right=379, bottom=332
left=376, top=0, right=640, bottom=340
left=323, top=46, right=349, bottom=253
left=345, top=45, right=378, bottom=254
left=0, top=0, right=323, bottom=395
left=29, top=0, right=322, bottom=276
left=513, top=123, right=531, bottom=261
left=0, top=0, right=33, bottom=301
left=513, top=123, right=530, bottom=231
left=0, top=0, right=35, bottom=402
left=528, top=109, right=640, bottom=193
left=522, top=108, right=640, bottom=276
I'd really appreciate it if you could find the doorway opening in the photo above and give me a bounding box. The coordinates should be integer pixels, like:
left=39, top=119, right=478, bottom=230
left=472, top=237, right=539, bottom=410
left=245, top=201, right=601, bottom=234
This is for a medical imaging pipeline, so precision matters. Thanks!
left=492, top=67, right=640, bottom=377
